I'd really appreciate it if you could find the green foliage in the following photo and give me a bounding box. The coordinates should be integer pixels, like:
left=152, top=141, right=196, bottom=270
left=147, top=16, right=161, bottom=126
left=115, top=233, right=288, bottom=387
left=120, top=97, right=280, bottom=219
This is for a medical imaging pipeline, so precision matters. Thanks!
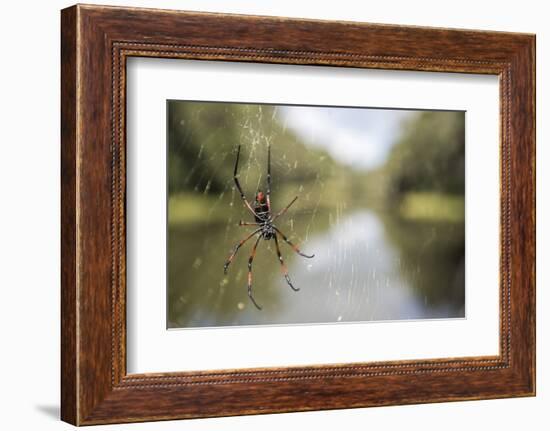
left=167, top=102, right=341, bottom=197
left=168, top=102, right=241, bottom=195
left=399, top=192, right=465, bottom=223
left=383, top=111, right=465, bottom=197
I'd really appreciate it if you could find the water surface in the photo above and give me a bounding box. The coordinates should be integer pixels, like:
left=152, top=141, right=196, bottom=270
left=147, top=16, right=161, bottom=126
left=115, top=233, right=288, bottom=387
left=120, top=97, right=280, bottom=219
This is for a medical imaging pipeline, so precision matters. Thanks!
left=167, top=208, right=465, bottom=328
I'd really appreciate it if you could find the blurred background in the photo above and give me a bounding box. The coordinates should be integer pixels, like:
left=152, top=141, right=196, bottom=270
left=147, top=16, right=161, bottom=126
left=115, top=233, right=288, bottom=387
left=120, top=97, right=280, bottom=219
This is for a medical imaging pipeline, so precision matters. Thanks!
left=167, top=100, right=465, bottom=328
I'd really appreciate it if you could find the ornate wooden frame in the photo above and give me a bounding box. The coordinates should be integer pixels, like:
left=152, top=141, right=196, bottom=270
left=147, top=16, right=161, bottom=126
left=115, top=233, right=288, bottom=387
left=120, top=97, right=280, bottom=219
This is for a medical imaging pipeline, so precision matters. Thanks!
left=61, top=4, right=535, bottom=425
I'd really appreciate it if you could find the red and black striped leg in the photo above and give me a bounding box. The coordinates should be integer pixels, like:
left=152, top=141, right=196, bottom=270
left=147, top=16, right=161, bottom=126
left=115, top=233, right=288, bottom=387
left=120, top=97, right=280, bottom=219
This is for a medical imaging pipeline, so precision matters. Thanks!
left=233, top=145, right=257, bottom=217
left=266, top=143, right=272, bottom=212
left=274, top=234, right=299, bottom=291
left=247, top=235, right=263, bottom=310
left=273, top=227, right=315, bottom=259
left=272, top=196, right=298, bottom=221
left=224, top=228, right=261, bottom=274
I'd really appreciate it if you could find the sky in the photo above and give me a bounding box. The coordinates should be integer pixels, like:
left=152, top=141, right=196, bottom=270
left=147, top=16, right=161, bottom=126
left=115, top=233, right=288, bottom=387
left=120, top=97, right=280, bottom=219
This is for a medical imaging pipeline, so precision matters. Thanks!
left=278, top=105, right=417, bottom=171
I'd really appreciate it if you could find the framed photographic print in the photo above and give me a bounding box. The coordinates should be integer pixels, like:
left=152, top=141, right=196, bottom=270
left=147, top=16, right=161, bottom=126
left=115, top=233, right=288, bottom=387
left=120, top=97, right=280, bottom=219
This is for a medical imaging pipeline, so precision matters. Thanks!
left=61, top=4, right=535, bottom=425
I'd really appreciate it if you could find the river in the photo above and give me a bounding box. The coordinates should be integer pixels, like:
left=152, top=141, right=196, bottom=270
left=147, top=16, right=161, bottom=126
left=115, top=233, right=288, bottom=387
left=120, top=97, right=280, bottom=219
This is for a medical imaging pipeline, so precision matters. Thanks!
left=167, top=207, right=465, bottom=328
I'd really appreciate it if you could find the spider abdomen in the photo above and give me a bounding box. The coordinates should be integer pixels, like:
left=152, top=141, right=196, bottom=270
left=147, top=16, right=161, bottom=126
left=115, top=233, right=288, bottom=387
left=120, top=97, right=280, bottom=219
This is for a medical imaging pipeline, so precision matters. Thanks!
left=261, top=223, right=275, bottom=240
left=262, top=230, right=275, bottom=240
left=254, top=210, right=270, bottom=224
left=253, top=193, right=270, bottom=224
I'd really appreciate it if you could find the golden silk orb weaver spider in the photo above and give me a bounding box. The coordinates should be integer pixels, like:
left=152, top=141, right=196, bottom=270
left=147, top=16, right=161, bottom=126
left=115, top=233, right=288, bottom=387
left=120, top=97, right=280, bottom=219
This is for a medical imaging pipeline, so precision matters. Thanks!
left=223, top=144, right=315, bottom=310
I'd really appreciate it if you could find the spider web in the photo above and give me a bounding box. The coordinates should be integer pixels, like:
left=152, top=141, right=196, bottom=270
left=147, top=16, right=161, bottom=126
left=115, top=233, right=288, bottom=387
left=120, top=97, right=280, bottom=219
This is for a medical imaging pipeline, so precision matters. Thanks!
left=167, top=102, right=465, bottom=328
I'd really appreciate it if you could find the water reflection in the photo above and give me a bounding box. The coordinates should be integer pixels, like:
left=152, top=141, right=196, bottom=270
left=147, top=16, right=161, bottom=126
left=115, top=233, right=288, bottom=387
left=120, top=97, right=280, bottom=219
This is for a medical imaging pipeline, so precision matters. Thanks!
left=168, top=208, right=464, bottom=328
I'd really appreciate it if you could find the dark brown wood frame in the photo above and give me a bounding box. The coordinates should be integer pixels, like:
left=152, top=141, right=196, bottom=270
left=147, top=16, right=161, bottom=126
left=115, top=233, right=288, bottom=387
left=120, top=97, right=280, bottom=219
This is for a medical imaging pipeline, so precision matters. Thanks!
left=61, top=4, right=535, bottom=426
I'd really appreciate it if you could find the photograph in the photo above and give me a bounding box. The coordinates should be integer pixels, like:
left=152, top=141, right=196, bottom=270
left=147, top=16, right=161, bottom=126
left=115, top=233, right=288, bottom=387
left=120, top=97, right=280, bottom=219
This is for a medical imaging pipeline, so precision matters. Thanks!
left=167, top=100, right=466, bottom=328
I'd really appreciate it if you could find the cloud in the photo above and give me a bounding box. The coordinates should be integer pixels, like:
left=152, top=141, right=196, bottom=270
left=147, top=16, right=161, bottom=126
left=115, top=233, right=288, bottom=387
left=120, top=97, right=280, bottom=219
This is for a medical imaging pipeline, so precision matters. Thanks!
left=278, top=105, right=415, bottom=171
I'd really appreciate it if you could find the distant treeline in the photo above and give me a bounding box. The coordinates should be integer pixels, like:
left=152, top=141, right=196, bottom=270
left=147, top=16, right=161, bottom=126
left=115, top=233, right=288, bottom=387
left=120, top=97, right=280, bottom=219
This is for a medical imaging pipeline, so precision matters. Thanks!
left=364, top=111, right=465, bottom=207
left=168, top=102, right=465, bottom=211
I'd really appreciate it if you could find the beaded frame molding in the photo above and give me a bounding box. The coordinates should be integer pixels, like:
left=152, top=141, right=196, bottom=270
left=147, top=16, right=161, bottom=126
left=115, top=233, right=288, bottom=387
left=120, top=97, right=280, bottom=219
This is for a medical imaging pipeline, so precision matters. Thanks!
left=61, top=4, right=535, bottom=425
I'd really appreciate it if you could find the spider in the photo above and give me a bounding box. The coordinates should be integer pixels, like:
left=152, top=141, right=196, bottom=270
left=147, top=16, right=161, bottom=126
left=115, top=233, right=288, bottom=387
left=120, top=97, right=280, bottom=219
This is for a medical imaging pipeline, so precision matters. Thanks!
left=223, top=144, right=315, bottom=310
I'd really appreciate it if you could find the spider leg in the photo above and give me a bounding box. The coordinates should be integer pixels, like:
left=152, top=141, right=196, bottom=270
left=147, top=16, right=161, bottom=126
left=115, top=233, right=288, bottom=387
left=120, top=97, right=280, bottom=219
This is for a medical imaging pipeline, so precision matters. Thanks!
left=233, top=145, right=257, bottom=217
left=266, top=144, right=272, bottom=211
left=223, top=228, right=261, bottom=274
left=238, top=220, right=260, bottom=226
left=272, top=196, right=298, bottom=221
left=273, top=234, right=299, bottom=291
left=273, top=226, right=315, bottom=259
left=247, top=235, right=263, bottom=310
